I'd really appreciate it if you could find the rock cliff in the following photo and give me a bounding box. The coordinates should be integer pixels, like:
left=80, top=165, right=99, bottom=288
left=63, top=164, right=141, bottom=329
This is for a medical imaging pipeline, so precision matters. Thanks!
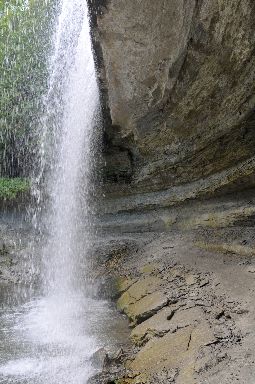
left=87, top=3, right=255, bottom=383
left=88, top=0, right=255, bottom=220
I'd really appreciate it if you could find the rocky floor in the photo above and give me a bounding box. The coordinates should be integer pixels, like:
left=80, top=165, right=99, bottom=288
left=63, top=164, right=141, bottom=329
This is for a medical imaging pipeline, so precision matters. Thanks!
left=92, top=229, right=255, bottom=383
left=1, top=211, right=255, bottom=383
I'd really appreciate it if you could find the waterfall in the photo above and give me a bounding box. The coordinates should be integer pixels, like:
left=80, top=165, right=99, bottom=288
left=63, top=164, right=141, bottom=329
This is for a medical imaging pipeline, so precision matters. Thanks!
left=0, top=1, right=111, bottom=383
left=40, top=0, right=99, bottom=296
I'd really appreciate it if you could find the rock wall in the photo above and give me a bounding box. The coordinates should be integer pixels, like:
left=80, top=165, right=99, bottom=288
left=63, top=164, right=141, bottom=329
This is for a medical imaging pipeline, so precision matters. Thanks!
left=87, top=4, right=255, bottom=382
left=88, top=0, right=255, bottom=217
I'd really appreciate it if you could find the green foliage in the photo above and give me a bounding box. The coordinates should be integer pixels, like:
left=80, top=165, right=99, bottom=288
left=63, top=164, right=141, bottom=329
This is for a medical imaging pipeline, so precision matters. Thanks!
left=0, top=177, right=30, bottom=200
left=0, top=0, right=57, bottom=177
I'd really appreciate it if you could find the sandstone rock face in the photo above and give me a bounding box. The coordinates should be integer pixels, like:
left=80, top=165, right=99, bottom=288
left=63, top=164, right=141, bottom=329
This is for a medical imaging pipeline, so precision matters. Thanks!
left=89, top=0, right=255, bottom=212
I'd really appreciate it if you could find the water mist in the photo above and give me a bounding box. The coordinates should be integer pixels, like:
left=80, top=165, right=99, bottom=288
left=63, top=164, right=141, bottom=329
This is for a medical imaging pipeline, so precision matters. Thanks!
left=0, top=2, right=109, bottom=383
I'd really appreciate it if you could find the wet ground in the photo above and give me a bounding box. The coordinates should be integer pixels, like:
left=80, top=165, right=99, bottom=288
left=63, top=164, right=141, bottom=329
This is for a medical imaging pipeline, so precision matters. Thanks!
left=93, top=231, right=255, bottom=383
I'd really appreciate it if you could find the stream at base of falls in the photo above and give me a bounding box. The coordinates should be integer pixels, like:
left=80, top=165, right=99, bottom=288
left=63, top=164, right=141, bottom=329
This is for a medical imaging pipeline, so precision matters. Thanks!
left=0, top=284, right=128, bottom=384
left=0, top=216, right=129, bottom=384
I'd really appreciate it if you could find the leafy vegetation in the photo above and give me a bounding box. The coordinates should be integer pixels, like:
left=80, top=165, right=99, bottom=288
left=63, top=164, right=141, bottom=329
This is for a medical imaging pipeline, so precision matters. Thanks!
left=0, top=177, right=30, bottom=199
left=0, top=0, right=57, bottom=177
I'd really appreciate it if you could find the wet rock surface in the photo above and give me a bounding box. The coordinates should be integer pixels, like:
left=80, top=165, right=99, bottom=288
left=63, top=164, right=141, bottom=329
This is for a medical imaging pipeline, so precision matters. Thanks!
left=92, top=231, right=255, bottom=383
left=0, top=217, right=37, bottom=285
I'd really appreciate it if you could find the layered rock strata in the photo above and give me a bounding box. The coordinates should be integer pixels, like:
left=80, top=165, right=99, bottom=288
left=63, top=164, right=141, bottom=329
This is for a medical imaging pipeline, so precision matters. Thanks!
left=91, top=233, right=255, bottom=383
left=88, top=0, right=255, bottom=216
left=86, top=2, right=255, bottom=383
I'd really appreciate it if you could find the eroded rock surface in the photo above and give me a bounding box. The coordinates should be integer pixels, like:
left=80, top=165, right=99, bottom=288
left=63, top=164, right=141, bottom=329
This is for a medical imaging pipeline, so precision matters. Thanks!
left=91, top=233, right=255, bottom=383
left=89, top=0, right=255, bottom=209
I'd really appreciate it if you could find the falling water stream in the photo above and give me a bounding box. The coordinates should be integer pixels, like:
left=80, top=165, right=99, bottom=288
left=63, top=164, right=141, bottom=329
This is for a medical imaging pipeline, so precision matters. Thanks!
left=0, top=1, right=125, bottom=383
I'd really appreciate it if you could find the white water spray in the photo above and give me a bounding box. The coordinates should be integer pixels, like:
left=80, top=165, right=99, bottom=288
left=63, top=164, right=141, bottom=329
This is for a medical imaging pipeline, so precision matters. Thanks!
left=0, top=1, right=109, bottom=383
left=41, top=0, right=99, bottom=296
